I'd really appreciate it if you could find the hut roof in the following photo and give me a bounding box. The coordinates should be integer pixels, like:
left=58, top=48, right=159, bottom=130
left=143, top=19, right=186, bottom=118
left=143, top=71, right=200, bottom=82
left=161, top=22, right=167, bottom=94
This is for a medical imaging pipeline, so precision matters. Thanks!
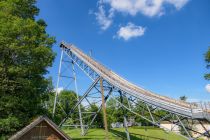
left=9, top=116, right=71, bottom=140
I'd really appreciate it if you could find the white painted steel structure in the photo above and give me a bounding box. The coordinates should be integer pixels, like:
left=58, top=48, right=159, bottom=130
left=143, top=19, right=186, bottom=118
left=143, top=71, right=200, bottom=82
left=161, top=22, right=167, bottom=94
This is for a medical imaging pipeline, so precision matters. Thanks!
left=55, top=42, right=210, bottom=139
left=60, top=42, right=210, bottom=121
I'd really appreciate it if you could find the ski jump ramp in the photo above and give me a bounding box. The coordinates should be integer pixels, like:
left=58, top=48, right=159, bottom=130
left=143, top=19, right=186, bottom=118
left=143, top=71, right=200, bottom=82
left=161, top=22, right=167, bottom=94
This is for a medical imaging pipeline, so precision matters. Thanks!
left=60, top=42, right=210, bottom=121
left=57, top=42, right=210, bottom=139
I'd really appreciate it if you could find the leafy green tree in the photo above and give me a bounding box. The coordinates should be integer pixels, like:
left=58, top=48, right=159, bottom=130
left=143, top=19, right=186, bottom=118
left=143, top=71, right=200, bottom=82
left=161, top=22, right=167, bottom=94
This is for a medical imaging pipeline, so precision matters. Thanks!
left=133, top=100, right=153, bottom=126
left=0, top=0, right=55, bottom=137
left=106, top=97, right=133, bottom=127
left=205, top=47, right=210, bottom=80
left=46, top=90, right=82, bottom=125
left=179, top=96, right=187, bottom=101
left=86, top=104, right=104, bottom=128
left=106, top=98, right=119, bottom=126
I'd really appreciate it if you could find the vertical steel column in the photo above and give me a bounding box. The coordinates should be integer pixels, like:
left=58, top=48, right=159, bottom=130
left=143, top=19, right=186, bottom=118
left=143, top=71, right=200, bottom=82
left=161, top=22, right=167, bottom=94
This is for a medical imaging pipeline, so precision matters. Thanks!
left=125, top=95, right=131, bottom=110
left=72, top=61, right=84, bottom=135
left=100, top=78, right=109, bottom=140
left=119, top=91, right=130, bottom=140
left=53, top=49, right=64, bottom=118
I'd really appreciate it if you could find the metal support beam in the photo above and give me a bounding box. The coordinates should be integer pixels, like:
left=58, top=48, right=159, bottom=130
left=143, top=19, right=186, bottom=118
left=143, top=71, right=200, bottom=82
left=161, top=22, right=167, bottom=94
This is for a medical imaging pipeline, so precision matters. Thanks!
left=119, top=91, right=130, bottom=140
left=176, top=115, right=192, bottom=139
left=72, top=61, right=84, bottom=135
left=100, top=78, right=109, bottom=140
left=53, top=49, right=64, bottom=118
left=126, top=95, right=131, bottom=109
left=146, top=104, right=155, bottom=123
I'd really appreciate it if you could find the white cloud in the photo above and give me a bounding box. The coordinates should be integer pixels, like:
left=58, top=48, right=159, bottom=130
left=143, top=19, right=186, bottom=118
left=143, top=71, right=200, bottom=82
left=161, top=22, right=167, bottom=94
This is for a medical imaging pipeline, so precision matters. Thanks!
left=102, top=0, right=189, bottom=17
left=205, top=84, right=210, bottom=93
left=116, top=22, right=146, bottom=40
left=95, top=5, right=114, bottom=30
left=165, top=0, right=189, bottom=9
left=94, top=0, right=189, bottom=37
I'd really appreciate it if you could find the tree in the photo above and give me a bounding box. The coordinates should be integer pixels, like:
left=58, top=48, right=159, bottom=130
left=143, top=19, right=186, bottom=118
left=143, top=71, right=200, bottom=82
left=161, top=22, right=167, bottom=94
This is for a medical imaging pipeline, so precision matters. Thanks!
left=205, top=47, right=210, bottom=80
left=46, top=90, right=81, bottom=125
left=106, top=97, right=133, bottom=127
left=86, top=104, right=104, bottom=128
left=106, top=98, right=122, bottom=127
left=0, top=0, right=55, bottom=137
left=179, top=96, right=187, bottom=101
left=133, top=100, right=153, bottom=126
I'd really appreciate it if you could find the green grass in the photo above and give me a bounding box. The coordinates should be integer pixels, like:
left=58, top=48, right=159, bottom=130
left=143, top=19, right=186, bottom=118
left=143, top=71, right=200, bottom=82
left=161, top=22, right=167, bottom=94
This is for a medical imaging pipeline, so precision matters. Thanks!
left=63, top=127, right=186, bottom=140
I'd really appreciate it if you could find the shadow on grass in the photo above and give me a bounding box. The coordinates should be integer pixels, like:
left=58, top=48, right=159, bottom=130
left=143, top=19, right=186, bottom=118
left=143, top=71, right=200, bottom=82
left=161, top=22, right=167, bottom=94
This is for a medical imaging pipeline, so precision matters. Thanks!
left=68, top=128, right=167, bottom=140
left=109, top=129, right=166, bottom=140
left=109, top=129, right=142, bottom=140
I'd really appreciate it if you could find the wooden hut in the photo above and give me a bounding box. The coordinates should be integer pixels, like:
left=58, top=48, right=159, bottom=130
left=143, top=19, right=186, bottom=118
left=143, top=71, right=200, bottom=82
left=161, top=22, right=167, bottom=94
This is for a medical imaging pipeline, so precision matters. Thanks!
left=9, top=116, right=71, bottom=140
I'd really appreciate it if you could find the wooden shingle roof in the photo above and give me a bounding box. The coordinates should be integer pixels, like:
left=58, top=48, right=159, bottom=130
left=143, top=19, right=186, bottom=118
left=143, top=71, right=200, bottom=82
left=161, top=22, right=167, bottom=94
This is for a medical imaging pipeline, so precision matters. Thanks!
left=9, top=116, right=71, bottom=140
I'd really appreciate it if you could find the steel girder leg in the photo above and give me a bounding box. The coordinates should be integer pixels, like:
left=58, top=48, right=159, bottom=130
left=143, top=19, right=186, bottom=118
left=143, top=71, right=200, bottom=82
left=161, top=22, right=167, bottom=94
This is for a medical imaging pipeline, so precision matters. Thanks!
left=53, top=49, right=64, bottom=118
left=100, top=78, right=109, bottom=140
left=119, top=91, right=130, bottom=140
left=146, top=104, right=155, bottom=123
left=72, top=61, right=84, bottom=135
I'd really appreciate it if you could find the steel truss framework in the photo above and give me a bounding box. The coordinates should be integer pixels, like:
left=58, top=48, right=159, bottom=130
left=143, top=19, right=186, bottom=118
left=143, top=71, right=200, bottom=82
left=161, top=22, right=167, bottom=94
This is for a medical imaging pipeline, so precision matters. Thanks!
left=53, top=43, right=210, bottom=140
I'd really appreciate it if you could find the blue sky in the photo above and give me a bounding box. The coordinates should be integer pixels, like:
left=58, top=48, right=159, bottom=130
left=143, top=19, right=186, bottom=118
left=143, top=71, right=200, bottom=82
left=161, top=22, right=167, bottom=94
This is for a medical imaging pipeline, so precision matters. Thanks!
left=37, top=0, right=210, bottom=101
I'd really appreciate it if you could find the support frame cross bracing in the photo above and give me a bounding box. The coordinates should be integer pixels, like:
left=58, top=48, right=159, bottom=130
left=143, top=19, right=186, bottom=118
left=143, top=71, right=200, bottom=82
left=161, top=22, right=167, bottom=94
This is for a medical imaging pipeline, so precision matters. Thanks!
left=54, top=42, right=210, bottom=140
left=52, top=48, right=85, bottom=135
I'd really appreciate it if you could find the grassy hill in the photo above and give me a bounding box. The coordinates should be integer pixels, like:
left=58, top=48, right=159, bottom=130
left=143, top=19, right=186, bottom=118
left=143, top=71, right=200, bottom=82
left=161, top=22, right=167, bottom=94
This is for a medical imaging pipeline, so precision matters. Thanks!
left=63, top=127, right=186, bottom=140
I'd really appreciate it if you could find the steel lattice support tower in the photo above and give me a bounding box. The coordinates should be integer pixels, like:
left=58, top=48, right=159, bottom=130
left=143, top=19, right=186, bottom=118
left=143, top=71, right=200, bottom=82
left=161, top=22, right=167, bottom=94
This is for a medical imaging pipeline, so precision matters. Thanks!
left=53, top=49, right=84, bottom=135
